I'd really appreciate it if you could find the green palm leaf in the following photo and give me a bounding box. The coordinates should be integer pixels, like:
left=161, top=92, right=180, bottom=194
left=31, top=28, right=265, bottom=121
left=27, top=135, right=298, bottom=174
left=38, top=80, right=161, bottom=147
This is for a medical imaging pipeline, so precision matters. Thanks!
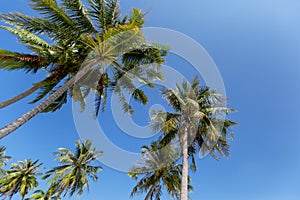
left=0, top=26, right=54, bottom=56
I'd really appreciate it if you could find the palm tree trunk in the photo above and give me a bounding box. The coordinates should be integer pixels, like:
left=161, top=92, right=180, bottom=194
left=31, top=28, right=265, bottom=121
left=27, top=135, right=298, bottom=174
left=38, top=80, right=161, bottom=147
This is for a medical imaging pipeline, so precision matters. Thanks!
left=0, top=71, right=65, bottom=109
left=0, top=77, right=74, bottom=139
left=0, top=62, right=95, bottom=140
left=180, top=126, right=189, bottom=200
left=0, top=85, right=39, bottom=109
left=144, top=184, right=156, bottom=200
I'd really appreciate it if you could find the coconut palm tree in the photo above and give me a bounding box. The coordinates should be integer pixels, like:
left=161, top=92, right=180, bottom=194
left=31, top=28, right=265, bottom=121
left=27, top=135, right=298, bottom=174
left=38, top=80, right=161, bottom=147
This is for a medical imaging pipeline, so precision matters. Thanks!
left=150, top=77, right=237, bottom=200
left=129, top=141, right=193, bottom=200
left=0, top=0, right=168, bottom=139
left=0, top=146, right=11, bottom=174
left=0, top=159, right=42, bottom=200
left=26, top=189, right=61, bottom=200
left=42, top=140, right=102, bottom=198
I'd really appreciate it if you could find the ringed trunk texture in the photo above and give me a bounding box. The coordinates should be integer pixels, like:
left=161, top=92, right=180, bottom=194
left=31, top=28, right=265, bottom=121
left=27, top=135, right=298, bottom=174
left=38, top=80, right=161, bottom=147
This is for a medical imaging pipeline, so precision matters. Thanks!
left=0, top=84, right=39, bottom=109
left=180, top=126, right=189, bottom=200
left=0, top=62, right=94, bottom=140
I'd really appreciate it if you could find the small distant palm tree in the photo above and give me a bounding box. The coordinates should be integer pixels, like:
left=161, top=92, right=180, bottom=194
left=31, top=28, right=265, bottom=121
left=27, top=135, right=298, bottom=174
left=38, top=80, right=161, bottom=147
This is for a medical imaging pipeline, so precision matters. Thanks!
left=129, top=141, right=192, bottom=200
left=0, top=146, right=11, bottom=174
left=0, top=159, right=42, bottom=200
left=151, top=77, right=237, bottom=200
left=42, top=140, right=102, bottom=198
left=26, top=189, right=61, bottom=200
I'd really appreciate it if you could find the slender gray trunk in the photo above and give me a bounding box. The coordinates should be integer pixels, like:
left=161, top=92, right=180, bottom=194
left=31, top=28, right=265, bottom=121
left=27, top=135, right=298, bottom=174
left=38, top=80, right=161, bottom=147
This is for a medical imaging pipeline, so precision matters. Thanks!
left=180, top=126, right=189, bottom=200
left=0, top=77, right=74, bottom=139
left=0, top=85, right=39, bottom=109
left=144, top=184, right=156, bottom=200
left=0, top=72, right=60, bottom=109
left=0, top=62, right=95, bottom=140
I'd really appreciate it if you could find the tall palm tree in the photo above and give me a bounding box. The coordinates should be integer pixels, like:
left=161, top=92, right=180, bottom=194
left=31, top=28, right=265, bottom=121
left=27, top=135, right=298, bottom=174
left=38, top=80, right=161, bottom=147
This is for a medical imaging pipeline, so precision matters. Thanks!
left=151, top=77, right=237, bottom=200
left=42, top=140, right=102, bottom=198
left=0, top=0, right=168, bottom=139
left=129, top=141, right=193, bottom=200
left=0, top=159, right=42, bottom=200
left=0, top=146, right=11, bottom=174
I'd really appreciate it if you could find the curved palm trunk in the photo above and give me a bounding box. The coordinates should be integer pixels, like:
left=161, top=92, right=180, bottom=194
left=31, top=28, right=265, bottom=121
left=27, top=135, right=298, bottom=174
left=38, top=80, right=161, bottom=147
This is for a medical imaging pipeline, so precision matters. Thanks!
left=0, top=84, right=39, bottom=109
left=0, top=77, right=74, bottom=139
left=144, top=184, right=156, bottom=200
left=180, top=126, right=189, bottom=200
left=0, top=62, right=94, bottom=140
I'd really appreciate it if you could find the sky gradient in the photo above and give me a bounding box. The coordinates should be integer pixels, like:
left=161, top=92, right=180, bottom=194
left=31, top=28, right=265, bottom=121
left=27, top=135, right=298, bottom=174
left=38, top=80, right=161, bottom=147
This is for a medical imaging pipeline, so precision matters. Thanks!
left=1, top=0, right=300, bottom=199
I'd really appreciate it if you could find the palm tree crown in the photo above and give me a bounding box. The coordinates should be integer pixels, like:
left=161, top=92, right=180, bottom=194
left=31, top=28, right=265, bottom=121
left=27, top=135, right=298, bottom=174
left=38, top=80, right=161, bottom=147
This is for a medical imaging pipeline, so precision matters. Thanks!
left=26, top=189, right=61, bottom=200
left=0, top=146, right=11, bottom=173
left=0, top=0, right=168, bottom=139
left=0, top=159, right=42, bottom=200
left=129, top=141, right=193, bottom=200
left=151, top=76, right=237, bottom=200
left=42, top=140, right=102, bottom=198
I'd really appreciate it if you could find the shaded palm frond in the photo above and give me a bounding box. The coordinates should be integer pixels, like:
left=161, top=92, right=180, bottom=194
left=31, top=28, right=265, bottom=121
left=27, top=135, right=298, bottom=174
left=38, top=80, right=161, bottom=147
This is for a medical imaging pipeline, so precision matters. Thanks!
left=0, top=49, right=47, bottom=73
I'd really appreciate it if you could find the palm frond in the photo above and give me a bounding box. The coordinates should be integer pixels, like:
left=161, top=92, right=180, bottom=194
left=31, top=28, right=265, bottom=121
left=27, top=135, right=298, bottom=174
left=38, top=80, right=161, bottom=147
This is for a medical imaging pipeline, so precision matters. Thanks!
left=29, top=0, right=76, bottom=33
left=87, top=0, right=120, bottom=32
left=29, top=82, right=59, bottom=104
left=0, top=26, right=54, bottom=55
left=62, top=0, right=96, bottom=33
left=128, top=8, right=144, bottom=28
left=0, top=49, right=47, bottom=73
left=41, top=90, right=68, bottom=112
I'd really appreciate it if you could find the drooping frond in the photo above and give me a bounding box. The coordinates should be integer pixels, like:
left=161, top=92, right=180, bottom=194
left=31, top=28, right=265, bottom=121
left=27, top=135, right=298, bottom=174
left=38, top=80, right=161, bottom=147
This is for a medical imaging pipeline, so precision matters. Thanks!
left=41, top=90, right=68, bottom=112
left=0, top=49, right=47, bottom=73
left=122, top=44, right=168, bottom=68
left=29, top=82, right=59, bottom=104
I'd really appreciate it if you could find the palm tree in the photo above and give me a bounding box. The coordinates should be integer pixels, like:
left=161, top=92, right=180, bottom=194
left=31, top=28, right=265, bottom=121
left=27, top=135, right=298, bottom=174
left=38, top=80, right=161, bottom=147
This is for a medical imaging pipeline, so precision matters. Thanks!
left=0, top=0, right=168, bottom=139
left=129, top=141, right=193, bottom=200
left=0, top=159, right=42, bottom=200
left=0, top=146, right=11, bottom=174
left=42, top=140, right=102, bottom=198
left=26, top=189, right=61, bottom=200
left=151, top=77, right=237, bottom=200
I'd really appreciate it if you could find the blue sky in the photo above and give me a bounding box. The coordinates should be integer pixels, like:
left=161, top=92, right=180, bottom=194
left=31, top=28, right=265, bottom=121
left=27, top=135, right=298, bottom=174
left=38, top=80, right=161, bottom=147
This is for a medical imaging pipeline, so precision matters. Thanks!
left=1, top=0, right=300, bottom=200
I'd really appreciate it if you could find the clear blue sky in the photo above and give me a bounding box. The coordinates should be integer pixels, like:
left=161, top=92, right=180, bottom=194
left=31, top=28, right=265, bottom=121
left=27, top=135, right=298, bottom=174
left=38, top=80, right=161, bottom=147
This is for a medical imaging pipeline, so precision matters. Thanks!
left=1, top=0, right=300, bottom=199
